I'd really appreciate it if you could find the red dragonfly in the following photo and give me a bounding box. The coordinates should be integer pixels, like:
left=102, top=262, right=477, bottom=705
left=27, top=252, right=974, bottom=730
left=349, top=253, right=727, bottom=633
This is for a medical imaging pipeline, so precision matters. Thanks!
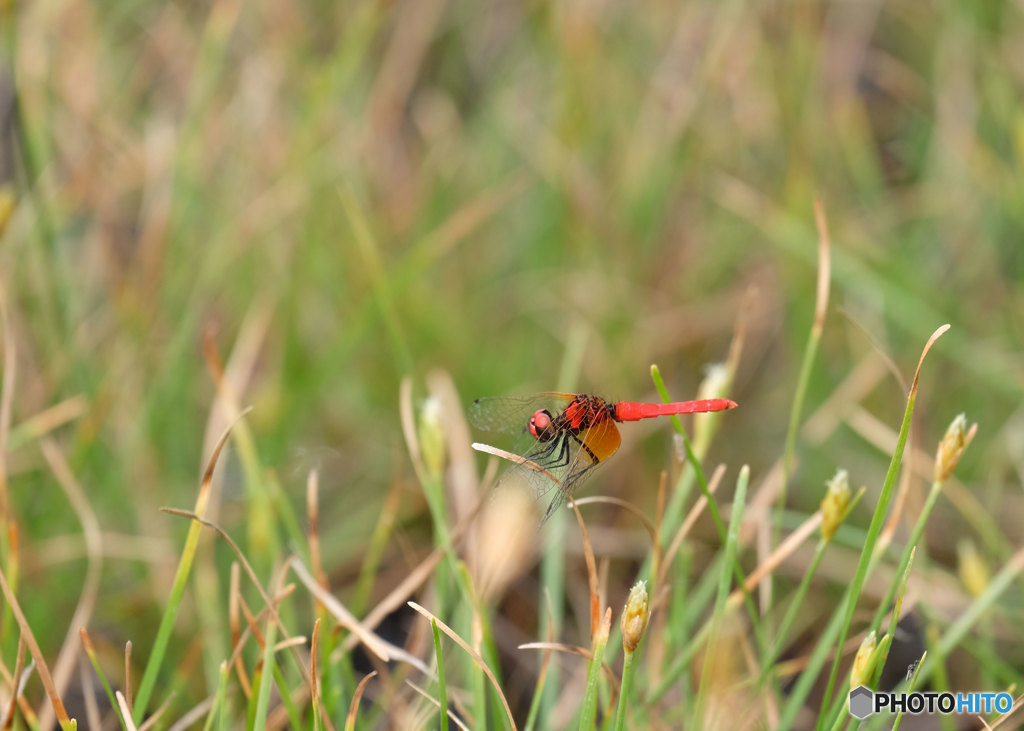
left=469, top=392, right=737, bottom=522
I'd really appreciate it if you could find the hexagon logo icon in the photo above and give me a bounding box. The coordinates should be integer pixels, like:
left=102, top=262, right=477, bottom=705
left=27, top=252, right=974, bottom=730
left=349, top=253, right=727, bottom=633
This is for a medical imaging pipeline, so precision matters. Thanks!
left=849, top=685, right=874, bottom=719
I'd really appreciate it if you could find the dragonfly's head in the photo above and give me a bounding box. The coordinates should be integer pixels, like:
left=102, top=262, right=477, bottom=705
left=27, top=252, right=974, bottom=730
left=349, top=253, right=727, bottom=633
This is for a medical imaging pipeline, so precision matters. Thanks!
left=528, top=409, right=556, bottom=442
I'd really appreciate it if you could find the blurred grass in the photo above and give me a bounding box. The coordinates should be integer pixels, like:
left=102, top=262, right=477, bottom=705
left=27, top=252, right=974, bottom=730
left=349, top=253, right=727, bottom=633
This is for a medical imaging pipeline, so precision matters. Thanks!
left=1, top=0, right=1024, bottom=728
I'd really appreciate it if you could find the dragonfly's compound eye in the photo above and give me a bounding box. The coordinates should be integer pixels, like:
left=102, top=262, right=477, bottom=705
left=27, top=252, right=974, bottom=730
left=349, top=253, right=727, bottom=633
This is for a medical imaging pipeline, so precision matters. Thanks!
left=529, top=409, right=555, bottom=441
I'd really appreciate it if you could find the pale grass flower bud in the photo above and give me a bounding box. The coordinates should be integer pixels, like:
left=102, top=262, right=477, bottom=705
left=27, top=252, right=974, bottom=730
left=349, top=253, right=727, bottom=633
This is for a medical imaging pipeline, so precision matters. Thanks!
left=693, top=363, right=733, bottom=452
left=417, top=396, right=446, bottom=480
left=850, top=631, right=879, bottom=689
left=957, top=539, right=990, bottom=598
left=621, top=581, right=650, bottom=653
left=934, top=413, right=976, bottom=482
left=820, top=469, right=850, bottom=543
left=696, top=363, right=731, bottom=403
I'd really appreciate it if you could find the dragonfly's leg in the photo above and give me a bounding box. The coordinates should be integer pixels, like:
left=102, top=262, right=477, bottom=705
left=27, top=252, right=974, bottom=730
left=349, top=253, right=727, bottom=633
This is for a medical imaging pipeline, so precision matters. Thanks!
left=554, top=434, right=572, bottom=468
left=529, top=433, right=571, bottom=468
left=536, top=434, right=571, bottom=469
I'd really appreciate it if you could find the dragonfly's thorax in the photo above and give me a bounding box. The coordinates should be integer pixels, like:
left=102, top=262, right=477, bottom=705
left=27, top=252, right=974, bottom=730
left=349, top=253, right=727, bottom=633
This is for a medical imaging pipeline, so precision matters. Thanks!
left=527, top=394, right=614, bottom=441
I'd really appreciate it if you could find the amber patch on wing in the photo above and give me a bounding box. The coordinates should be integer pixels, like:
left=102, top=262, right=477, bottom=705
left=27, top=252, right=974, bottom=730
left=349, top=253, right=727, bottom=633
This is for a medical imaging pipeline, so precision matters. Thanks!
left=579, top=419, right=621, bottom=463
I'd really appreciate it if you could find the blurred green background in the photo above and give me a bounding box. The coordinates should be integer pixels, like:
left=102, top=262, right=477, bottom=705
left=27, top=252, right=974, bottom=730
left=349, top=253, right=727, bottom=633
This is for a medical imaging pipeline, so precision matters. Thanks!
left=2, top=0, right=1024, bottom=724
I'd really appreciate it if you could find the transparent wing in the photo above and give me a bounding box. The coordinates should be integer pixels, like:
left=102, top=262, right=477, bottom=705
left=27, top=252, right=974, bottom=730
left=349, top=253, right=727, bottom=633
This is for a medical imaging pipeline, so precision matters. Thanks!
left=467, top=393, right=577, bottom=435
left=479, top=414, right=621, bottom=524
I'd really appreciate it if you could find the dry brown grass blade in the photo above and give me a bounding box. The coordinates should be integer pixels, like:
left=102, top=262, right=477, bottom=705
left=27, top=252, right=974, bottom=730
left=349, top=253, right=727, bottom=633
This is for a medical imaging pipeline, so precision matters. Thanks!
left=274, top=636, right=307, bottom=653
left=165, top=695, right=216, bottom=731
left=566, top=490, right=599, bottom=639
left=161, top=507, right=280, bottom=625
left=990, top=690, right=1024, bottom=728
left=1, top=635, right=25, bottom=729
left=123, top=641, right=133, bottom=718
left=291, top=557, right=430, bottom=674
left=570, top=496, right=656, bottom=540
left=470, top=443, right=562, bottom=487
left=137, top=690, right=176, bottom=731
left=306, top=470, right=328, bottom=592
left=408, top=601, right=517, bottom=731
left=728, top=511, right=824, bottom=609
left=229, top=562, right=252, bottom=698
left=8, top=396, right=88, bottom=447
left=403, top=680, right=472, bottom=731
left=340, top=544, right=446, bottom=657
left=344, top=671, right=378, bottom=731
left=192, top=312, right=269, bottom=709
left=339, top=477, right=486, bottom=657
left=237, top=593, right=267, bottom=648
left=519, top=640, right=622, bottom=698
left=38, top=438, right=103, bottom=730
left=197, top=408, right=252, bottom=522
left=200, top=305, right=271, bottom=450
left=0, top=642, right=34, bottom=727
left=0, top=565, right=72, bottom=725
left=116, top=691, right=138, bottom=731
left=158, top=507, right=332, bottom=727
left=519, top=641, right=595, bottom=658
left=565, top=489, right=602, bottom=638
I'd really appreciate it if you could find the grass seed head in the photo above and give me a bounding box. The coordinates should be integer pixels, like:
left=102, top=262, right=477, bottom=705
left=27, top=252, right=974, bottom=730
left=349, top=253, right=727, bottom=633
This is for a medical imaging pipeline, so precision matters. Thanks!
left=934, top=413, right=976, bottom=482
left=621, top=580, right=650, bottom=653
left=694, top=362, right=733, bottom=451
left=849, top=631, right=879, bottom=689
left=820, top=469, right=850, bottom=543
left=417, top=396, right=447, bottom=481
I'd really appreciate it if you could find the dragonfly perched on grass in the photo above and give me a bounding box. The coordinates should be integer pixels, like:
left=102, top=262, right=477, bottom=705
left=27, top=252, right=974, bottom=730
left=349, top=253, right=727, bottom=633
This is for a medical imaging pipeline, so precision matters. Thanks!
left=469, top=392, right=737, bottom=522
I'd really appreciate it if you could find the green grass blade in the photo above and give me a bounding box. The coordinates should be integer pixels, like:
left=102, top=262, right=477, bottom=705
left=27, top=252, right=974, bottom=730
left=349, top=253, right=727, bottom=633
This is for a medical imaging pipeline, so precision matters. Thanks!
left=432, top=619, right=449, bottom=731
left=579, top=611, right=610, bottom=731
left=816, top=325, right=949, bottom=730
left=133, top=417, right=242, bottom=723
left=201, top=662, right=230, bottom=731
left=694, top=465, right=749, bottom=723
left=251, top=615, right=278, bottom=731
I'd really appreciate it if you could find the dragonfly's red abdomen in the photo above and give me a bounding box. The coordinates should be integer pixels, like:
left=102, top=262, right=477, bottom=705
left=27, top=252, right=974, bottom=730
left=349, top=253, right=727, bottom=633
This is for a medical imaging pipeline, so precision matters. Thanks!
left=613, top=399, right=737, bottom=421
